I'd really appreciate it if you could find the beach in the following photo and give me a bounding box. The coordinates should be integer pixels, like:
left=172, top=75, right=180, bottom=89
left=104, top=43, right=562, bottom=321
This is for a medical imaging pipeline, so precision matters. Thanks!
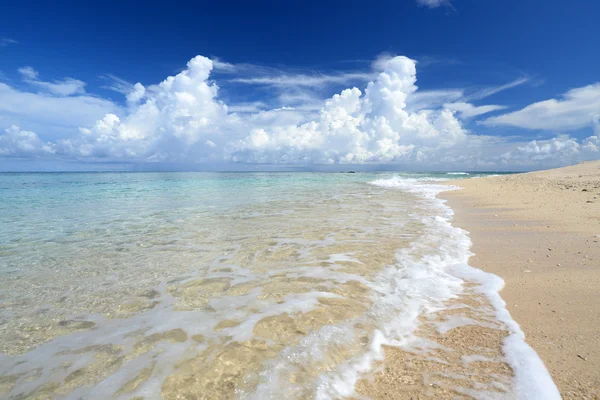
left=2, top=1, right=599, bottom=397
left=439, top=162, right=600, bottom=398
left=3, top=171, right=517, bottom=399
left=358, top=162, right=600, bottom=399
left=0, top=168, right=596, bottom=399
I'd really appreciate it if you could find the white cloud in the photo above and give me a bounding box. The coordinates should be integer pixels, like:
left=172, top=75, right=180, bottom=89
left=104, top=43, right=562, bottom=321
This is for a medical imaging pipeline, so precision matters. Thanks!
left=227, top=101, right=268, bottom=113
left=210, top=58, right=376, bottom=92
left=467, top=76, right=530, bottom=100
left=407, top=89, right=464, bottom=111
left=126, top=82, right=146, bottom=105
left=100, top=75, right=146, bottom=106
left=416, top=0, right=451, bottom=9
left=100, top=74, right=134, bottom=95
left=211, top=58, right=237, bottom=72
left=31, top=78, right=86, bottom=97
left=582, top=135, right=600, bottom=154
left=215, top=59, right=376, bottom=89
left=0, top=125, right=55, bottom=156
left=18, top=66, right=39, bottom=80
left=19, top=66, right=86, bottom=96
left=1, top=54, right=598, bottom=170
left=228, top=56, right=472, bottom=164
left=0, top=82, right=118, bottom=136
left=231, top=71, right=375, bottom=88
left=498, top=135, right=600, bottom=168
left=60, top=56, right=231, bottom=160
left=445, top=102, right=506, bottom=118
left=277, top=90, right=328, bottom=112
left=23, top=55, right=470, bottom=164
left=483, top=83, right=600, bottom=131
left=406, top=76, right=527, bottom=114
left=0, top=38, right=17, bottom=47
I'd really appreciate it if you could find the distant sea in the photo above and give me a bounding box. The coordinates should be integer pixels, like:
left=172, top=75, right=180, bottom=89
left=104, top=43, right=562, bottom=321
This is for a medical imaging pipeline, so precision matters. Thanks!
left=0, top=171, right=556, bottom=399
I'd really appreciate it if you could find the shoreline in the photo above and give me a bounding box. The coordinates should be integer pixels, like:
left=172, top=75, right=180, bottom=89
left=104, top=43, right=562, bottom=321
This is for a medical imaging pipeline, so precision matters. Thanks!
left=439, top=162, right=600, bottom=399
left=1, top=167, right=598, bottom=398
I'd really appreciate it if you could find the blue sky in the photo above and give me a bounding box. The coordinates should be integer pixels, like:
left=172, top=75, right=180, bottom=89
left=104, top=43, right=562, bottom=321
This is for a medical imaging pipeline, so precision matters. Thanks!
left=1, top=0, right=599, bottom=171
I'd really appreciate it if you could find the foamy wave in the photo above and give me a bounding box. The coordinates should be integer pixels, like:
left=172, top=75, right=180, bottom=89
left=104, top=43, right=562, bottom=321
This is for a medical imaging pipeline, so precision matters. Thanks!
left=446, top=172, right=469, bottom=175
left=0, top=173, right=557, bottom=399
left=370, top=175, right=448, bottom=188
left=364, top=176, right=560, bottom=400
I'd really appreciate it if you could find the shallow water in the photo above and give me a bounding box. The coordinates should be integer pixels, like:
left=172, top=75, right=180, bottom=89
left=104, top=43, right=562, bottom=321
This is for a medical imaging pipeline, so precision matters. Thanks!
left=0, top=172, right=557, bottom=399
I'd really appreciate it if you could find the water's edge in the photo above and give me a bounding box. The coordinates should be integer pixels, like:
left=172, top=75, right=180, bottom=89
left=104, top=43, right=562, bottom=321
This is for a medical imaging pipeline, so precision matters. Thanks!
left=433, top=183, right=561, bottom=400
left=0, top=173, right=561, bottom=399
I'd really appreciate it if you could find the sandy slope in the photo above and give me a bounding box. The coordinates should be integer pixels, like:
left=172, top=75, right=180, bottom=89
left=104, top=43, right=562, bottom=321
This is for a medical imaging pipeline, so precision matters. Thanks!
left=440, top=161, right=600, bottom=399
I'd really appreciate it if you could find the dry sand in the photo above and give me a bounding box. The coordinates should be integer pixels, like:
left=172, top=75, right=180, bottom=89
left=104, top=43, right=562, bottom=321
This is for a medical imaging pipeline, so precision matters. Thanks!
left=440, top=161, right=600, bottom=399
left=358, top=161, right=600, bottom=400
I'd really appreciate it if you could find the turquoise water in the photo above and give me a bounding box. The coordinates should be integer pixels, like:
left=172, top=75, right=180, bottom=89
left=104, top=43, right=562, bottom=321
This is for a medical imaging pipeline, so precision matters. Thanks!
left=1, top=171, right=557, bottom=400
left=0, top=171, right=492, bottom=275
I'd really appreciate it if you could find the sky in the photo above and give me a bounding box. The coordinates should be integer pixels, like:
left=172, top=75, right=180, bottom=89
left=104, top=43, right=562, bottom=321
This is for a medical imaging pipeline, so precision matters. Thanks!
left=0, top=0, right=599, bottom=171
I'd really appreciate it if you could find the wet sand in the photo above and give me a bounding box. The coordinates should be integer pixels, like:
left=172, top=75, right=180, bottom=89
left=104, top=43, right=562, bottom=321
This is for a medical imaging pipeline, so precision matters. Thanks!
left=359, top=161, right=600, bottom=399
left=2, top=167, right=598, bottom=398
left=439, top=161, right=600, bottom=399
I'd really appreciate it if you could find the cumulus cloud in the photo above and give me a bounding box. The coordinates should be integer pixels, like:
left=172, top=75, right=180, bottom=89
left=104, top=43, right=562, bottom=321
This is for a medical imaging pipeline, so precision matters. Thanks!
left=498, top=135, right=600, bottom=168
left=205, top=56, right=469, bottom=164
left=6, top=55, right=471, bottom=164
left=583, top=135, right=600, bottom=154
left=0, top=125, right=55, bottom=156
left=1, top=54, right=598, bottom=170
left=18, top=66, right=86, bottom=96
left=483, top=83, right=600, bottom=131
left=61, top=56, right=231, bottom=160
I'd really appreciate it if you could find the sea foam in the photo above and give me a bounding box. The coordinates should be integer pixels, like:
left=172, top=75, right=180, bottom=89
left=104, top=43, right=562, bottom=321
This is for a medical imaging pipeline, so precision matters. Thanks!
left=365, top=176, right=560, bottom=400
left=0, top=172, right=561, bottom=399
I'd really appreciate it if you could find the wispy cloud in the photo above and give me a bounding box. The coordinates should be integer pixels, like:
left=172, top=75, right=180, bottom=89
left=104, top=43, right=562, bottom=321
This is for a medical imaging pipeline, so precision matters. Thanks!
left=0, top=81, right=117, bottom=135
left=230, top=71, right=374, bottom=88
left=445, top=102, right=506, bottom=118
left=210, top=57, right=377, bottom=89
left=407, top=89, right=464, bottom=111
left=416, top=0, right=452, bottom=9
left=483, top=83, right=600, bottom=131
left=227, top=101, right=268, bottom=113
left=18, top=66, right=38, bottom=80
left=18, top=66, right=86, bottom=96
left=276, top=90, right=324, bottom=112
left=100, top=74, right=135, bottom=95
left=415, top=55, right=462, bottom=67
left=216, top=59, right=376, bottom=113
left=0, top=38, right=17, bottom=47
left=467, top=76, right=530, bottom=100
left=211, top=58, right=237, bottom=72
left=407, top=76, right=528, bottom=118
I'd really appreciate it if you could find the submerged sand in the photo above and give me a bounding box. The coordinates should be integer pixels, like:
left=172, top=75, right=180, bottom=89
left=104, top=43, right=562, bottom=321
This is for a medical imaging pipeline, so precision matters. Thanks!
left=2, top=165, right=598, bottom=398
left=439, top=162, right=600, bottom=399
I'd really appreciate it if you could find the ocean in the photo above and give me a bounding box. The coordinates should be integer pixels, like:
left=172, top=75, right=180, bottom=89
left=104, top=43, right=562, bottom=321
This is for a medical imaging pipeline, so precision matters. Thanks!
left=0, top=172, right=559, bottom=399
